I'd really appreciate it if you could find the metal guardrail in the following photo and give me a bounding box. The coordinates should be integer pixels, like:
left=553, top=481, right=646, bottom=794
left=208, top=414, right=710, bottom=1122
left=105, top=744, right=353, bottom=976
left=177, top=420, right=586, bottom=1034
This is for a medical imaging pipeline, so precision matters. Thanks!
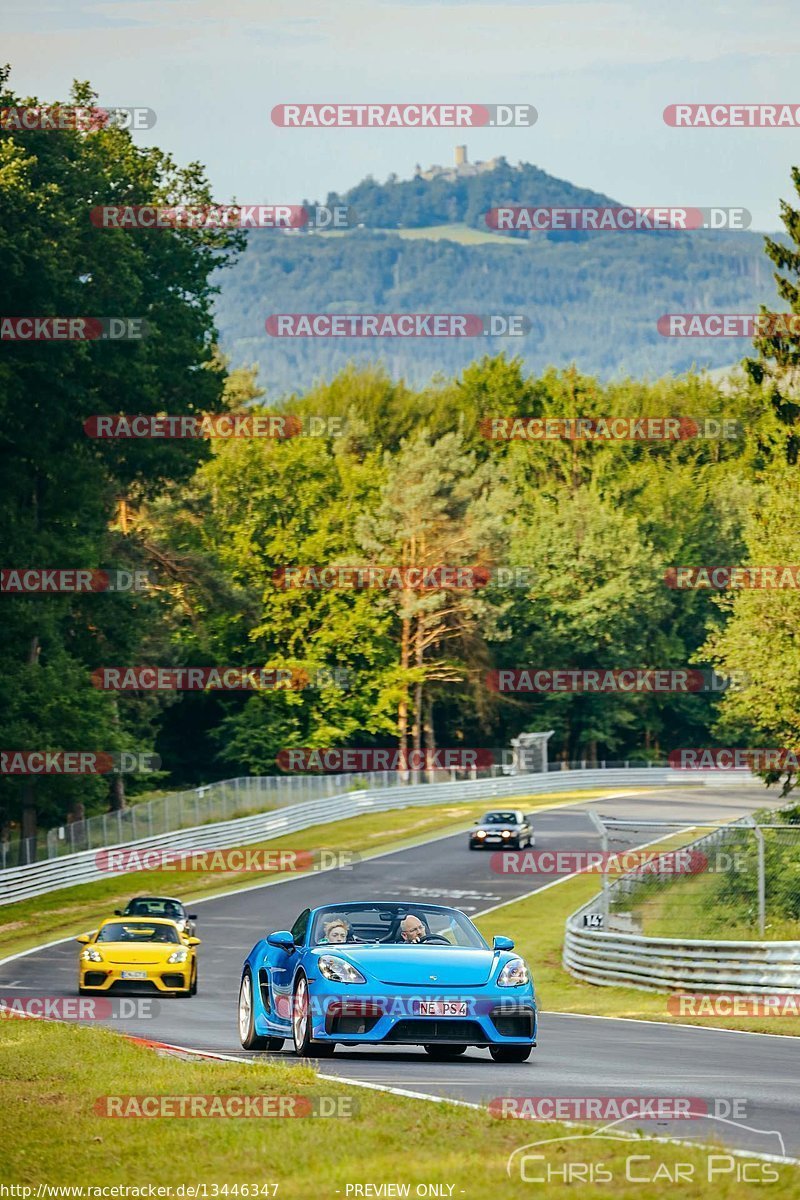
left=4, top=757, right=680, bottom=868
left=564, top=818, right=800, bottom=993
left=0, top=766, right=709, bottom=907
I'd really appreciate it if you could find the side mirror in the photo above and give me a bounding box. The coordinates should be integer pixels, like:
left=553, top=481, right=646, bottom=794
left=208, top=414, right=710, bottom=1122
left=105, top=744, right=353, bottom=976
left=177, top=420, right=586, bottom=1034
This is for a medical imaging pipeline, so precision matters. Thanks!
left=114, top=910, right=122, bottom=916
left=267, top=930, right=296, bottom=952
left=185, top=936, right=201, bottom=946
left=493, top=935, right=515, bottom=952
left=188, top=914, right=198, bottom=921
left=75, top=934, right=91, bottom=945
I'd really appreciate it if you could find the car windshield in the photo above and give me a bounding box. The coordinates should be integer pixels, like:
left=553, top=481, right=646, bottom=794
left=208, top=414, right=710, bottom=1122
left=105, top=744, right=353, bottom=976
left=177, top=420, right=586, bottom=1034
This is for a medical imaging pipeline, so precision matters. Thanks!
left=97, top=922, right=180, bottom=944
left=481, top=812, right=519, bottom=825
left=125, top=899, right=184, bottom=918
left=310, top=904, right=487, bottom=948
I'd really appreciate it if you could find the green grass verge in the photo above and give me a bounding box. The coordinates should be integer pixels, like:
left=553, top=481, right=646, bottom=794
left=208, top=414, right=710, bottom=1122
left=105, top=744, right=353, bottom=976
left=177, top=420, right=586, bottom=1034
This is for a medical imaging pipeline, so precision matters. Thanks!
left=1, top=1019, right=797, bottom=1194
left=0, top=790, right=623, bottom=961
left=318, top=222, right=516, bottom=245
left=475, top=867, right=800, bottom=1037
left=631, top=869, right=800, bottom=942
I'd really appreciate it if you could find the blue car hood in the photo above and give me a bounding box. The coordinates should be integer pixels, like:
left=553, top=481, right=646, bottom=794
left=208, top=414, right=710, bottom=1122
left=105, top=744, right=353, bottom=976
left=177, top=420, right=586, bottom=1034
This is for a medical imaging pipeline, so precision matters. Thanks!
left=315, top=945, right=497, bottom=987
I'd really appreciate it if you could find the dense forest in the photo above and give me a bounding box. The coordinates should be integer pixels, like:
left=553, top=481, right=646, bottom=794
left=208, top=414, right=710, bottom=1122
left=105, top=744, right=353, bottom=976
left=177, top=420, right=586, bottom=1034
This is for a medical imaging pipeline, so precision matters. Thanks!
left=215, top=226, right=779, bottom=392
left=2, top=73, right=800, bottom=856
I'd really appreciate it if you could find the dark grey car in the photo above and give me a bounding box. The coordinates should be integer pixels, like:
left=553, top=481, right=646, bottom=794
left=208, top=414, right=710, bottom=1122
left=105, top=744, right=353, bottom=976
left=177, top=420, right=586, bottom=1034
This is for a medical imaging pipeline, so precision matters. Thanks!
left=469, top=809, right=534, bottom=850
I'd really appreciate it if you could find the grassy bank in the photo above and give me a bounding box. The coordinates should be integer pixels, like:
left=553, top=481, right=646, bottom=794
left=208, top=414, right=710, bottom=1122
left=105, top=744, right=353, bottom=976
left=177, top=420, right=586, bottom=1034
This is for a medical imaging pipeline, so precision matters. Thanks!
left=1, top=1019, right=796, bottom=1196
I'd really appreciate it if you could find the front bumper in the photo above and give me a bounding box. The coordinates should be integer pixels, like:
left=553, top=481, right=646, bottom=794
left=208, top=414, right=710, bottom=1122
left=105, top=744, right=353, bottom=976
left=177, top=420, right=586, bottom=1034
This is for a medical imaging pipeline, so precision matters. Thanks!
left=79, top=963, right=192, bottom=993
left=263, top=980, right=537, bottom=1046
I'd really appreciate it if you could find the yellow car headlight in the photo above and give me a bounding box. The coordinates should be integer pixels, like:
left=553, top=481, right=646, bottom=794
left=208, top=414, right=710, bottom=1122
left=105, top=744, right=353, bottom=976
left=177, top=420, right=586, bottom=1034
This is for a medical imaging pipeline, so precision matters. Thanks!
left=83, top=947, right=103, bottom=963
left=167, top=948, right=188, bottom=964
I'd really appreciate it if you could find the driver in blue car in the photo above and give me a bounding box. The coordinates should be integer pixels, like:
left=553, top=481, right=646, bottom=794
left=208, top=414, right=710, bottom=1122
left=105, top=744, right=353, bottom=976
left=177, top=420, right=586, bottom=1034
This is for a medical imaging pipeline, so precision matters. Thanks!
left=399, top=913, right=426, bottom=943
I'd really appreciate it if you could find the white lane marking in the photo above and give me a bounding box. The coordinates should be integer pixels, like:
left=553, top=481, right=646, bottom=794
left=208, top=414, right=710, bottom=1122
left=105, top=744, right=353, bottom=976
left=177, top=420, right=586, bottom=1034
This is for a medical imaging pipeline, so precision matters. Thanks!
left=313, top=1073, right=799, bottom=1165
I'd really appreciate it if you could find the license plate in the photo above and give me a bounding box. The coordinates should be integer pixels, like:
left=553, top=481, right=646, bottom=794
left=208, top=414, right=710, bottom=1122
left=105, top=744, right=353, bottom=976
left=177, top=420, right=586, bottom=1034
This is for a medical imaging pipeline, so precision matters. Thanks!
left=416, top=1001, right=467, bottom=1017
left=121, top=971, right=147, bottom=979
left=485, top=836, right=501, bottom=842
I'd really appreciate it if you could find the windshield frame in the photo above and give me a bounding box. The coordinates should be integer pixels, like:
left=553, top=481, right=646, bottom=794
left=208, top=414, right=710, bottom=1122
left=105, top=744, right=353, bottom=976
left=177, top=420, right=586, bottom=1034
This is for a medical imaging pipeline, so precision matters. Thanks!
left=309, top=903, right=488, bottom=949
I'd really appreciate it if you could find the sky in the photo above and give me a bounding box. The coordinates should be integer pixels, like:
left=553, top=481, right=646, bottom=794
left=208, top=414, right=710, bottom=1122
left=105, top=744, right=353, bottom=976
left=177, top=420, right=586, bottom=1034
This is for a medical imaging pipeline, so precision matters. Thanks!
left=2, top=0, right=800, bottom=230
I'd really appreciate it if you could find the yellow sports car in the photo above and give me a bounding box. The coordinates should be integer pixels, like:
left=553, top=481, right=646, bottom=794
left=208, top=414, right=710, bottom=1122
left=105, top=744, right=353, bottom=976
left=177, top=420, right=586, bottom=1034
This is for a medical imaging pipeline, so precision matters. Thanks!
left=77, top=917, right=200, bottom=996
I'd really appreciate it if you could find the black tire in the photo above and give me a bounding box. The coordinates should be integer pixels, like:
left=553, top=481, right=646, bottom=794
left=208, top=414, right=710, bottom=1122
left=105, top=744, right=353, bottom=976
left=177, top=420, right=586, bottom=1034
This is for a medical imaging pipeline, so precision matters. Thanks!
left=292, top=973, right=335, bottom=1057
left=78, top=986, right=92, bottom=996
left=238, top=969, right=271, bottom=1050
left=424, top=1044, right=468, bottom=1059
left=490, top=1044, right=533, bottom=1063
left=265, top=1038, right=285, bottom=1051
left=189, top=964, right=198, bottom=996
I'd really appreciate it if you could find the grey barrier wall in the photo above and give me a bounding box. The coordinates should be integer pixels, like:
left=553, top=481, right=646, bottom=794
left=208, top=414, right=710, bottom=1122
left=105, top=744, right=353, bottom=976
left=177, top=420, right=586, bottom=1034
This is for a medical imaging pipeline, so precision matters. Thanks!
left=563, top=817, right=800, bottom=993
left=0, top=766, right=730, bottom=906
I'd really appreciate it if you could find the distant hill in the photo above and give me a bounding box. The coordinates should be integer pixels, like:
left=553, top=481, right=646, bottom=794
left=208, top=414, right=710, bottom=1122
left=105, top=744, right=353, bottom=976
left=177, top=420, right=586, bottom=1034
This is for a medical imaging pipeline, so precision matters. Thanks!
left=322, top=157, right=619, bottom=234
left=214, top=160, right=781, bottom=396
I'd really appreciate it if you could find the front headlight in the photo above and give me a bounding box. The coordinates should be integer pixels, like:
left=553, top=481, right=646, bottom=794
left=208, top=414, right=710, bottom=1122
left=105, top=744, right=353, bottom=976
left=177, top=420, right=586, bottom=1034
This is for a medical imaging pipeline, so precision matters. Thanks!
left=476, top=830, right=486, bottom=838
left=318, top=955, right=366, bottom=984
left=167, top=948, right=189, bottom=964
left=83, top=947, right=103, bottom=963
left=497, top=957, right=530, bottom=987
left=501, top=830, right=512, bottom=838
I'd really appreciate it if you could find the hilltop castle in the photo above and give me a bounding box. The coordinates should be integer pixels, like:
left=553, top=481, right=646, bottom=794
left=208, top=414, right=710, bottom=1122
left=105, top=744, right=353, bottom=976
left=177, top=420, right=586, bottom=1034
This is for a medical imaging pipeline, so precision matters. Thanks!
left=414, top=146, right=504, bottom=182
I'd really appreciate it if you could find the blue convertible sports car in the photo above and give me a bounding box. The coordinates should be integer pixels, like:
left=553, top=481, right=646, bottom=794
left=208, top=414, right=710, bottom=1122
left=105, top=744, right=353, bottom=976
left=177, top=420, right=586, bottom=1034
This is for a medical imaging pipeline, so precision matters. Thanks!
left=238, top=901, right=537, bottom=1061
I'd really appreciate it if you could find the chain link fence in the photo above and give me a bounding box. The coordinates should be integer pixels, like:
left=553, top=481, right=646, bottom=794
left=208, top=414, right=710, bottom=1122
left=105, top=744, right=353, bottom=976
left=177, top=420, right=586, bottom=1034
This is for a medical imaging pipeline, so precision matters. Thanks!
left=0, top=757, right=673, bottom=869
left=590, top=808, right=800, bottom=941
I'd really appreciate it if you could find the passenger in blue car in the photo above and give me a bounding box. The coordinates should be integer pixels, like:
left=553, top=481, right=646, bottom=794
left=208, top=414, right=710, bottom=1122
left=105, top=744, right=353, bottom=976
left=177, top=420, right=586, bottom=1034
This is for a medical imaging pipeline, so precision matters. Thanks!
left=319, top=915, right=350, bottom=944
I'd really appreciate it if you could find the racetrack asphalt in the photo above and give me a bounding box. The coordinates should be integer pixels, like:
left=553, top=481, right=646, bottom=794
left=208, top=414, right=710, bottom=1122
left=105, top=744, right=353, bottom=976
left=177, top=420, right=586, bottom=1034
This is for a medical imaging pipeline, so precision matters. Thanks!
left=2, top=785, right=798, bottom=1158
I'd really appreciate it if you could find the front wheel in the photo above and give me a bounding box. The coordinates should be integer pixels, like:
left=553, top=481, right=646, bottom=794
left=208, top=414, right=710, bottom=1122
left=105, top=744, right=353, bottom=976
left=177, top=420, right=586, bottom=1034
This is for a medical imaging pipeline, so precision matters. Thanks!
left=424, top=1044, right=467, bottom=1059
left=292, top=974, right=334, bottom=1057
left=490, top=1044, right=533, bottom=1063
left=238, top=970, right=270, bottom=1050
left=189, top=964, right=198, bottom=996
